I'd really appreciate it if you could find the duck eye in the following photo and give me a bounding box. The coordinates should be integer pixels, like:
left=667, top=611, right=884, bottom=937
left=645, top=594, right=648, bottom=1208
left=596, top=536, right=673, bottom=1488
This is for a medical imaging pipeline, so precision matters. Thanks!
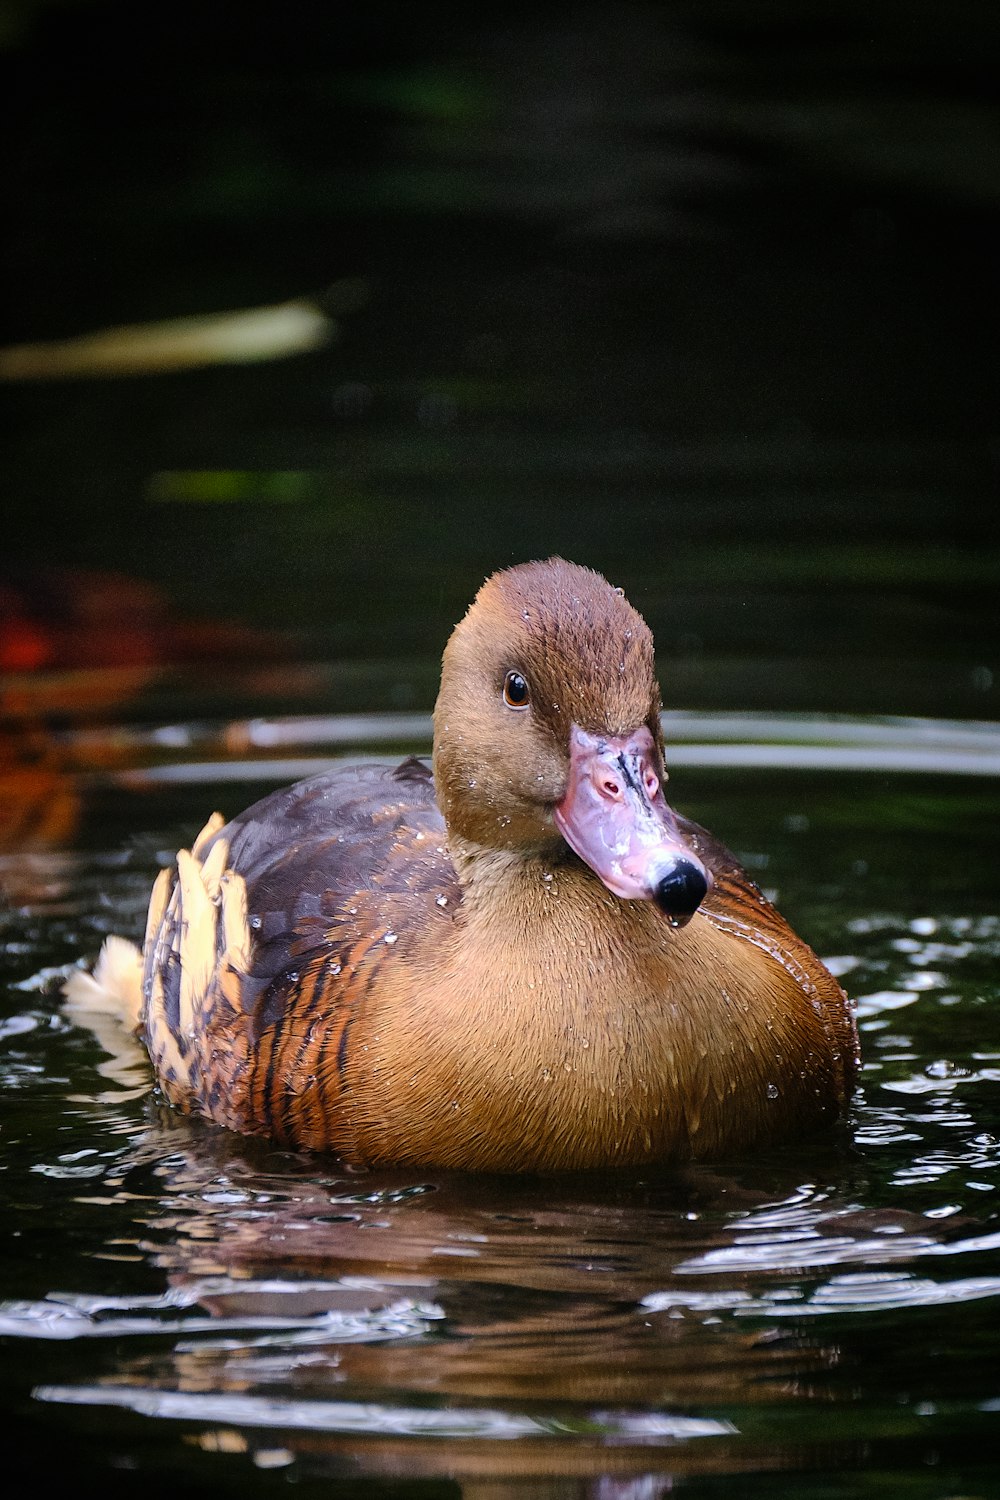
left=503, top=670, right=530, bottom=709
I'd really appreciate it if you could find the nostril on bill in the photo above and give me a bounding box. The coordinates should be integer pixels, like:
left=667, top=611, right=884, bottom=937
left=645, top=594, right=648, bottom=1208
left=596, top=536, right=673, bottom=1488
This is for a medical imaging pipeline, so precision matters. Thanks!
left=653, top=859, right=709, bottom=920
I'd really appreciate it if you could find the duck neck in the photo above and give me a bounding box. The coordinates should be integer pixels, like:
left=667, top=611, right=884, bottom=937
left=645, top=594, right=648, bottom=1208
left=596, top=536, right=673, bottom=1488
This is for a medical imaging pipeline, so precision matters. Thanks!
left=445, top=830, right=631, bottom=961
left=448, top=831, right=564, bottom=905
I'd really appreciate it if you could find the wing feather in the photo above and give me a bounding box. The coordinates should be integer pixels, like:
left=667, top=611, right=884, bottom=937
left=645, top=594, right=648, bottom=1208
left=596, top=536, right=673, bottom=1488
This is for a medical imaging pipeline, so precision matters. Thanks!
left=140, top=761, right=458, bottom=1144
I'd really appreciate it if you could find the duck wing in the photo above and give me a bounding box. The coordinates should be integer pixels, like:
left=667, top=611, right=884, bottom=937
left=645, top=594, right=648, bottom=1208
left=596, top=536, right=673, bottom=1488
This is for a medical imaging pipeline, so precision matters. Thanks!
left=141, top=758, right=460, bottom=1150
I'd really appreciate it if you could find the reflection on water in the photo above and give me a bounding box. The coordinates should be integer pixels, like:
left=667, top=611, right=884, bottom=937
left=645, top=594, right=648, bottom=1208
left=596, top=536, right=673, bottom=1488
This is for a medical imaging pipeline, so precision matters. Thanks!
left=9, top=1107, right=1000, bottom=1486
left=1, top=743, right=998, bottom=1494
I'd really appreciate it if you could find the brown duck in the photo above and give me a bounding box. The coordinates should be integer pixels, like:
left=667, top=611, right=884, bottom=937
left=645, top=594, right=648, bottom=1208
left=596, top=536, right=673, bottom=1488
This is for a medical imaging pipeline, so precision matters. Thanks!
left=69, top=559, right=858, bottom=1170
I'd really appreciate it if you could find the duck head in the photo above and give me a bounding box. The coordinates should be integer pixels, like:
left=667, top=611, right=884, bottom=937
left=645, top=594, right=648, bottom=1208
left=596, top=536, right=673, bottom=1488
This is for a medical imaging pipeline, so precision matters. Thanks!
left=433, top=558, right=710, bottom=925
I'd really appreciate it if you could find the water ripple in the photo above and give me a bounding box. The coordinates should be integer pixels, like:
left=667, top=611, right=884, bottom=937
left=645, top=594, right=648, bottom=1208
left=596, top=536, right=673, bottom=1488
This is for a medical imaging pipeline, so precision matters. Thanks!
left=89, top=711, right=1000, bottom=784
left=643, top=1263, right=1000, bottom=1318
left=0, top=1283, right=443, bottom=1343
left=33, top=1384, right=736, bottom=1442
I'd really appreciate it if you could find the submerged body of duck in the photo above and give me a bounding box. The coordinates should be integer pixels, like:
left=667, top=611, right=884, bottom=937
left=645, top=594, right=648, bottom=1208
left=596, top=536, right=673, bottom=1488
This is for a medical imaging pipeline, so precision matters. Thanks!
left=70, top=559, right=858, bottom=1170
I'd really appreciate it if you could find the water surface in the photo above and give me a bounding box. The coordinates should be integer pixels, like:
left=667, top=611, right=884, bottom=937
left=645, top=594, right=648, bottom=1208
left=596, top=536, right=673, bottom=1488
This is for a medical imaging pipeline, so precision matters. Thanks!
left=2, top=719, right=998, bottom=1497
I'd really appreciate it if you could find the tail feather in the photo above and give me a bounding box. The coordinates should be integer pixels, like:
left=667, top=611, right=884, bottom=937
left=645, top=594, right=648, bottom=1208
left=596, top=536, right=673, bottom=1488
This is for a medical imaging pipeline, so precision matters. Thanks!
left=62, top=934, right=150, bottom=1099
left=63, top=933, right=144, bottom=1031
left=63, top=810, right=233, bottom=1110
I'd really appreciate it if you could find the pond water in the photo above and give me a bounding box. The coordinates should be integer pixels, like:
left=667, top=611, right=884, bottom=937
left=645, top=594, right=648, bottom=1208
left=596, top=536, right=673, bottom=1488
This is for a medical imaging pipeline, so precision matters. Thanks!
left=2, top=717, right=999, bottom=1497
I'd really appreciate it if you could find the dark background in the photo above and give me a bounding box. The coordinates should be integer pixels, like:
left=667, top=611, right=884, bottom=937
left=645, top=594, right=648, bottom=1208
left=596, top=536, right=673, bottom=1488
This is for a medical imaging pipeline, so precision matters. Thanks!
left=4, top=0, right=999, bottom=719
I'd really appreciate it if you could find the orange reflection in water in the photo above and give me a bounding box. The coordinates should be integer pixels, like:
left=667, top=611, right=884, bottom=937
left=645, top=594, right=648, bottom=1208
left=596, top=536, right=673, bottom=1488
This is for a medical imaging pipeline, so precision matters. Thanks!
left=0, top=566, right=307, bottom=899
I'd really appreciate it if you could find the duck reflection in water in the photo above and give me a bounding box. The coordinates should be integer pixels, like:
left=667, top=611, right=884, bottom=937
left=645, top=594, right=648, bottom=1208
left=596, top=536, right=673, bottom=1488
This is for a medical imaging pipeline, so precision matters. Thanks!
left=45, top=1115, right=879, bottom=1493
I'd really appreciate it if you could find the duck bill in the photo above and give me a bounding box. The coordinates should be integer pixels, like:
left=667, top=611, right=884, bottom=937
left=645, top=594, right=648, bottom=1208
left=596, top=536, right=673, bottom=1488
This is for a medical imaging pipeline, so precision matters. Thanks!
left=553, top=724, right=711, bottom=925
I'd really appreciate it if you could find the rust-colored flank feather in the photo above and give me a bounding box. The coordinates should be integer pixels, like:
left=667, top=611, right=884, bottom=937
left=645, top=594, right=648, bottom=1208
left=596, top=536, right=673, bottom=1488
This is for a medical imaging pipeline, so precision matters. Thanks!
left=69, top=558, right=858, bottom=1170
